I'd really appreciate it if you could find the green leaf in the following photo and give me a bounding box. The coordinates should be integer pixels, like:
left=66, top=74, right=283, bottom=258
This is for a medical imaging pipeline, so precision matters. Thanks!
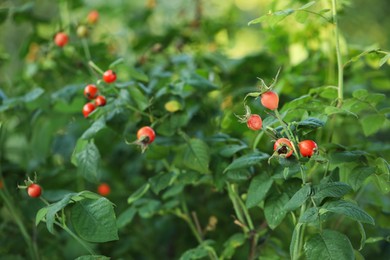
left=312, top=182, right=352, bottom=204
left=127, top=183, right=150, bottom=204
left=295, top=11, right=309, bottom=23
left=128, top=67, right=149, bottom=82
left=370, top=174, right=390, bottom=194
left=299, top=207, right=319, bottom=223
left=74, top=255, right=110, bottom=260
left=224, top=152, right=269, bottom=173
left=46, top=193, right=77, bottom=234
left=180, top=240, right=215, bottom=260
left=71, top=198, right=118, bottom=243
left=304, top=230, right=354, bottom=260
left=264, top=193, right=289, bottom=229
left=81, top=117, right=106, bottom=140
left=379, top=53, right=390, bottom=67
left=219, top=144, right=247, bottom=157
left=184, top=72, right=217, bottom=91
left=324, top=106, right=358, bottom=117
left=284, top=184, right=311, bottom=211
left=297, top=117, right=325, bottom=130
left=183, top=139, right=210, bottom=174
left=357, top=222, right=366, bottom=251
left=149, top=171, right=179, bottom=194
left=360, top=113, right=386, bottom=136
left=137, top=199, right=161, bottom=218
left=297, top=1, right=316, bottom=10
left=245, top=173, right=274, bottom=209
left=330, top=150, right=367, bottom=164
left=290, top=223, right=303, bottom=259
left=221, top=233, right=246, bottom=259
left=0, top=88, right=44, bottom=112
left=348, top=166, right=375, bottom=191
left=226, top=170, right=253, bottom=183
left=75, top=141, right=101, bottom=183
left=323, top=200, right=375, bottom=225
left=35, top=207, right=48, bottom=226
left=129, top=86, right=149, bottom=111
left=116, top=206, right=137, bottom=229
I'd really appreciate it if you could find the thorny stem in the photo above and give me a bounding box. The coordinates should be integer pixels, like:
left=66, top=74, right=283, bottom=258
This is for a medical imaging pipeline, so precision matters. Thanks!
left=332, top=0, right=344, bottom=107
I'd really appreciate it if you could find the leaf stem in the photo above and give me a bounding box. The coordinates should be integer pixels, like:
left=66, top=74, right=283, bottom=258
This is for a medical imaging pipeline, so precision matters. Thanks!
left=331, top=0, right=344, bottom=107
left=88, top=60, right=105, bottom=75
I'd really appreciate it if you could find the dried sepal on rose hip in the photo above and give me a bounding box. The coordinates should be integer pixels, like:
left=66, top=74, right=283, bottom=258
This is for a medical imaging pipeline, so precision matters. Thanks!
left=126, top=126, right=156, bottom=153
left=236, top=105, right=262, bottom=131
left=273, top=138, right=294, bottom=158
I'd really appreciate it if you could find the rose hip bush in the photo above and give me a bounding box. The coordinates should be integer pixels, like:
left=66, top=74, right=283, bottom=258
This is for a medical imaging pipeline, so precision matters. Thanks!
left=0, top=1, right=390, bottom=259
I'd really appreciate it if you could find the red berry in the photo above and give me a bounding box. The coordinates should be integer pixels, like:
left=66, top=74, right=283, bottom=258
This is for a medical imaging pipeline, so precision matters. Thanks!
left=27, top=183, right=42, bottom=198
left=83, top=103, right=96, bottom=118
left=54, top=32, right=69, bottom=47
left=299, top=140, right=318, bottom=157
left=137, top=126, right=156, bottom=144
left=95, top=95, right=106, bottom=107
left=274, top=138, right=293, bottom=158
left=103, top=70, right=117, bottom=83
left=246, top=114, right=262, bottom=130
left=261, top=91, right=279, bottom=110
left=87, top=10, right=99, bottom=24
left=84, top=84, right=98, bottom=99
left=97, top=183, right=110, bottom=196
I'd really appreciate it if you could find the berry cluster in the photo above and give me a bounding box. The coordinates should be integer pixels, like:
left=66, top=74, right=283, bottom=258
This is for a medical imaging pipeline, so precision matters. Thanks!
left=82, top=83, right=108, bottom=118
left=239, top=70, right=318, bottom=160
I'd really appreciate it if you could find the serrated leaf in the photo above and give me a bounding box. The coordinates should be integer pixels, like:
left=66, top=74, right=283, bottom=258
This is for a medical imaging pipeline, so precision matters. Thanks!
left=299, top=207, right=319, bottom=223
left=219, top=144, right=247, bottom=157
left=46, top=193, right=77, bottom=234
left=81, top=117, right=106, bottom=140
left=149, top=171, right=178, bottom=194
left=324, top=106, right=358, bottom=117
left=348, top=166, right=375, bottom=191
left=35, top=207, right=48, bottom=226
left=116, top=206, right=137, bottom=229
left=304, top=230, right=354, bottom=260
left=75, top=141, right=101, bottom=183
left=129, top=86, right=149, bottom=111
left=323, top=200, right=375, bottom=225
left=360, top=113, right=386, bottom=136
left=245, top=173, right=274, bottom=209
left=284, top=184, right=311, bottom=211
left=264, top=193, right=289, bottom=229
left=312, top=182, right=352, bottom=204
left=71, top=198, right=118, bottom=243
left=297, top=117, right=325, bottom=130
left=224, top=152, right=269, bottom=173
left=183, top=139, right=210, bottom=174
left=330, top=150, right=367, bottom=164
left=127, top=183, right=150, bottom=204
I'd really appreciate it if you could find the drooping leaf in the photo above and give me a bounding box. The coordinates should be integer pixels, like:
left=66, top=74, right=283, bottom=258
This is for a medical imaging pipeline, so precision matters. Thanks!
left=290, top=223, right=303, bottom=259
left=312, top=182, right=352, bottom=204
left=245, top=173, right=274, bottom=209
left=304, top=230, right=354, bottom=260
left=284, top=184, right=311, bottom=211
left=45, top=193, right=77, bottom=234
left=71, top=198, right=119, bottom=243
left=81, top=117, right=106, bottom=140
left=360, top=113, right=386, bottom=136
left=127, top=183, right=150, bottom=204
left=264, top=193, right=289, bottom=229
left=149, top=171, right=179, bottom=194
left=75, top=141, right=101, bottom=183
left=183, top=139, right=210, bottom=174
left=224, top=152, right=269, bottom=173
left=357, top=222, right=367, bottom=251
left=116, top=206, right=137, bottom=229
left=128, top=86, right=149, bottom=111
left=348, top=166, right=375, bottom=191
left=322, top=200, right=375, bottom=225
left=35, top=207, right=49, bottom=226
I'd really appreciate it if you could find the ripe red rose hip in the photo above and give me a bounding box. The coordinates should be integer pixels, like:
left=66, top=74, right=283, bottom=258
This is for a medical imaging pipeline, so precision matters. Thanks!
left=87, top=10, right=99, bottom=24
left=84, top=84, right=98, bottom=99
left=137, top=126, right=156, bottom=144
left=246, top=114, right=262, bottom=131
left=97, top=183, right=110, bottom=196
left=95, top=95, right=106, bottom=107
left=103, top=70, right=117, bottom=83
left=299, top=140, right=318, bottom=157
left=27, top=183, right=42, bottom=198
left=274, top=138, right=293, bottom=158
left=54, top=32, right=69, bottom=47
left=83, top=102, right=96, bottom=118
left=261, top=91, right=279, bottom=110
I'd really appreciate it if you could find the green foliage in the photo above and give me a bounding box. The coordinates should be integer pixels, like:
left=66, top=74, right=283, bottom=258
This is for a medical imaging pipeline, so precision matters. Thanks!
left=1, top=0, right=390, bottom=259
